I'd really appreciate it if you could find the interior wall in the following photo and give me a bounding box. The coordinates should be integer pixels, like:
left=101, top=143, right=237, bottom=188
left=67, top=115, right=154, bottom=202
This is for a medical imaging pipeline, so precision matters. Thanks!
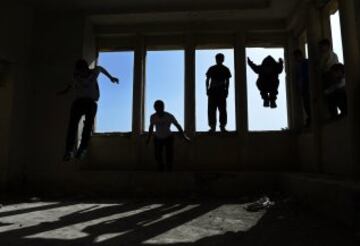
left=27, top=11, right=87, bottom=177
left=84, top=133, right=298, bottom=172
left=0, top=2, right=33, bottom=189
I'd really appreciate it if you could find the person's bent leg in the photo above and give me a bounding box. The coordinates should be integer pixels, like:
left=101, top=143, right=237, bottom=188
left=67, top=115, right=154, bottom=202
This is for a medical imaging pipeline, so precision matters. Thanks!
left=165, top=136, right=175, bottom=171
left=208, top=93, right=217, bottom=131
left=257, top=80, right=270, bottom=107
left=269, top=80, right=279, bottom=108
left=303, top=91, right=312, bottom=126
left=64, top=99, right=83, bottom=160
left=154, top=137, right=165, bottom=171
left=336, top=89, right=348, bottom=117
left=77, top=99, right=97, bottom=158
left=326, top=94, right=338, bottom=119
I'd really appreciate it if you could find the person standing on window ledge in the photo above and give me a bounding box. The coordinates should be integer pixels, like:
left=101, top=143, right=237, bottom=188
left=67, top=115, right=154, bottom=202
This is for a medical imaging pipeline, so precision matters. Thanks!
left=58, top=59, right=119, bottom=161
left=146, top=100, right=190, bottom=172
left=206, top=53, right=232, bottom=133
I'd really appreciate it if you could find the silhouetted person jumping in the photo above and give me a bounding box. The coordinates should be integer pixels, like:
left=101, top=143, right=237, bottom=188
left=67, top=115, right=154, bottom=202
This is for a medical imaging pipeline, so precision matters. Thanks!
left=147, top=100, right=190, bottom=172
left=58, top=59, right=119, bottom=161
left=248, top=56, right=284, bottom=108
left=206, top=53, right=232, bottom=133
left=294, top=49, right=311, bottom=127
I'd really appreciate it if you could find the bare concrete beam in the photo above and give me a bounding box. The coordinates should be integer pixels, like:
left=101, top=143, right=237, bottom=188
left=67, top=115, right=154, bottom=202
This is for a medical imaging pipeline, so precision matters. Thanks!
left=20, top=0, right=271, bottom=14
left=94, top=19, right=286, bottom=37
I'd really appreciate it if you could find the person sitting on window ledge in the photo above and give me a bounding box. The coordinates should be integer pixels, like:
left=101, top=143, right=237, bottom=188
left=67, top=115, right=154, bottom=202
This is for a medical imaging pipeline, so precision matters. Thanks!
left=58, top=59, right=119, bottom=161
left=146, top=100, right=190, bottom=172
left=248, top=56, right=284, bottom=109
left=324, top=63, right=347, bottom=120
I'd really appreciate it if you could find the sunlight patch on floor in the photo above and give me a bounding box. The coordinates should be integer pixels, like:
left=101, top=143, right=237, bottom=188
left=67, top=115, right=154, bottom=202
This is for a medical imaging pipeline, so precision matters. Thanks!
left=0, top=202, right=58, bottom=213
left=24, top=204, right=163, bottom=240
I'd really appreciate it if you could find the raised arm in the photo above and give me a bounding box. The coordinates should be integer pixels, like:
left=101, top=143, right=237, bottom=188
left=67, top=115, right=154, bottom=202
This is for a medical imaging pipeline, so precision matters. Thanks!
left=247, top=58, right=260, bottom=74
left=98, top=66, right=119, bottom=83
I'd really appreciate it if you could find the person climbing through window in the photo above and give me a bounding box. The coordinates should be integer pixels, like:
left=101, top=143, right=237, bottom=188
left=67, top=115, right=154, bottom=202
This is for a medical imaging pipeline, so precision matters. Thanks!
left=206, top=53, right=232, bottom=133
left=146, top=100, right=190, bottom=172
left=58, top=59, right=119, bottom=161
left=294, top=49, right=311, bottom=127
left=247, top=55, right=284, bottom=108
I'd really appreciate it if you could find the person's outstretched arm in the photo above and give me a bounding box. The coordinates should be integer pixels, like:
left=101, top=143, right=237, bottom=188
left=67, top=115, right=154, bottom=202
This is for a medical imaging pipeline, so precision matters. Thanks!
left=247, top=58, right=260, bottom=73
left=173, top=120, right=191, bottom=142
left=146, top=123, right=154, bottom=145
left=98, top=66, right=119, bottom=84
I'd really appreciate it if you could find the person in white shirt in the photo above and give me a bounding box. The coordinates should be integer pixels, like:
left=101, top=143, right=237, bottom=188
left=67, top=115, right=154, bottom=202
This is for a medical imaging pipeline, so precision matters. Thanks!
left=319, top=39, right=339, bottom=74
left=58, top=59, right=119, bottom=161
left=146, top=100, right=190, bottom=171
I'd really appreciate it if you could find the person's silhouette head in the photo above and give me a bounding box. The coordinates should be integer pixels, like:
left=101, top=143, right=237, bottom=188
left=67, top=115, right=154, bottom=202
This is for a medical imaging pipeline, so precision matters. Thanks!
left=154, top=100, right=165, bottom=114
left=293, top=49, right=304, bottom=62
left=75, top=59, right=90, bottom=75
left=215, top=53, right=225, bottom=65
left=319, top=39, right=331, bottom=54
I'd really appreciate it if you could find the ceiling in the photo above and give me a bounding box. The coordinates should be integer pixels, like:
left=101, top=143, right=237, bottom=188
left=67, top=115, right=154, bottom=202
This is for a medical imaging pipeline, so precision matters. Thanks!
left=19, top=0, right=308, bottom=32
left=21, top=0, right=301, bottom=19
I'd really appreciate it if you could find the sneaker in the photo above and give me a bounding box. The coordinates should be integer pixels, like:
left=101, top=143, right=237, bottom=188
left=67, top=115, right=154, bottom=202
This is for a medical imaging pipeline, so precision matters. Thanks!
left=263, top=100, right=270, bottom=107
left=63, top=151, right=75, bottom=162
left=208, top=127, right=216, bottom=133
left=270, top=100, right=277, bottom=108
left=75, top=149, right=87, bottom=160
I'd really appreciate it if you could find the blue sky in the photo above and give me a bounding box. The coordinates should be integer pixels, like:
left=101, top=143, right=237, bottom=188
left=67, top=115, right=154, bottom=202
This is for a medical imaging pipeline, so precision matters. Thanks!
left=95, top=11, right=343, bottom=133
left=96, top=48, right=288, bottom=133
left=96, top=52, right=134, bottom=133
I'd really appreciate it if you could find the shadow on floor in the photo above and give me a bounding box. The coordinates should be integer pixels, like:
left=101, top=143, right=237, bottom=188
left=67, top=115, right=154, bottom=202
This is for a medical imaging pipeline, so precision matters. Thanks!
left=0, top=198, right=357, bottom=246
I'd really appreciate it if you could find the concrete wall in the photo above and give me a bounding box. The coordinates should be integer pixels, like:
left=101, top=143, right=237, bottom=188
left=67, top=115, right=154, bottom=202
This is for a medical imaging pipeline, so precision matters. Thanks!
left=321, top=119, right=352, bottom=176
left=0, top=3, right=33, bottom=189
left=84, top=133, right=299, bottom=172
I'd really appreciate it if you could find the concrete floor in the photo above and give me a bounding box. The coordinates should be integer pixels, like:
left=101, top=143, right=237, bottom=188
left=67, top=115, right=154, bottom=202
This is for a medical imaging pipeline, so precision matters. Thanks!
left=0, top=198, right=357, bottom=246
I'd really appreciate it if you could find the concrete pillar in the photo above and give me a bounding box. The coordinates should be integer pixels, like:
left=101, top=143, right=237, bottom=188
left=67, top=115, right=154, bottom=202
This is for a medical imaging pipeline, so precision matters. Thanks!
left=338, top=0, right=360, bottom=178
left=132, top=35, right=145, bottom=135
left=234, top=33, right=248, bottom=134
left=184, top=35, right=196, bottom=136
left=287, top=35, right=304, bottom=131
left=306, top=3, right=324, bottom=172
